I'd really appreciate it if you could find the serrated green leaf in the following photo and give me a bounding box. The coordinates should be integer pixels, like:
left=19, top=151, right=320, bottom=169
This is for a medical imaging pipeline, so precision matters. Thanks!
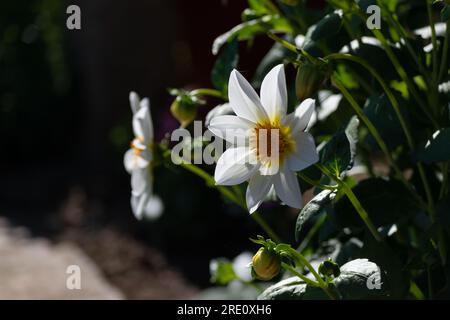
left=211, top=40, right=238, bottom=93
left=295, top=189, right=336, bottom=241
left=319, top=116, right=359, bottom=175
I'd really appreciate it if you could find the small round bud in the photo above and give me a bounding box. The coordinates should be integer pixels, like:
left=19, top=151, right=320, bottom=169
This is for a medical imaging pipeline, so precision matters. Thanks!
left=318, top=259, right=340, bottom=278
left=251, top=247, right=281, bottom=281
left=295, top=61, right=329, bottom=101
left=170, top=95, right=198, bottom=128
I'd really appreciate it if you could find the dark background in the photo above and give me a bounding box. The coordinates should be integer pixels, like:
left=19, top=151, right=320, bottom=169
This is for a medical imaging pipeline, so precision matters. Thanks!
left=0, top=0, right=303, bottom=298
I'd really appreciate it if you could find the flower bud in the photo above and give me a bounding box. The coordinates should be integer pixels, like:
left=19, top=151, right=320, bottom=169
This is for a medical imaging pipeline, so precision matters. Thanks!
left=318, top=259, right=340, bottom=278
left=170, top=95, right=198, bottom=128
left=251, top=247, right=281, bottom=281
left=295, top=61, right=329, bottom=101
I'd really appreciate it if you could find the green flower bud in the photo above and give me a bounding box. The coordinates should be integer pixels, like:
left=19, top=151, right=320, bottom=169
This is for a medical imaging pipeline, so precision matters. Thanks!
left=251, top=247, right=281, bottom=281
left=295, top=61, right=329, bottom=101
left=318, top=259, right=340, bottom=278
left=170, top=95, right=198, bottom=128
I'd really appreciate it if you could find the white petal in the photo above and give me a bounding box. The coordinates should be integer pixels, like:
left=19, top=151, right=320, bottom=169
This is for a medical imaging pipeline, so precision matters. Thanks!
left=228, top=69, right=268, bottom=123
left=287, top=132, right=319, bottom=171
left=129, top=91, right=140, bottom=114
left=285, top=98, right=315, bottom=135
left=246, top=173, right=273, bottom=213
left=131, top=168, right=150, bottom=196
left=214, top=147, right=258, bottom=185
left=208, top=115, right=253, bottom=145
left=260, top=64, right=287, bottom=119
left=133, top=103, right=154, bottom=143
left=274, top=167, right=302, bottom=209
left=205, top=103, right=234, bottom=127
left=124, top=149, right=136, bottom=173
left=143, top=195, right=164, bottom=220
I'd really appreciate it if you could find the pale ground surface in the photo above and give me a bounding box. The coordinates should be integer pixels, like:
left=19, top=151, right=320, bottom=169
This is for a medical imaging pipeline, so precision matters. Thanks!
left=0, top=218, right=124, bottom=299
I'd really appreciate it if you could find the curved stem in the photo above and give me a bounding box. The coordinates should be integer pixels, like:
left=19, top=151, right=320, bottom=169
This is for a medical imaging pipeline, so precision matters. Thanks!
left=281, top=262, right=319, bottom=287
left=191, top=88, right=227, bottom=100
left=267, top=32, right=298, bottom=53
left=177, top=161, right=282, bottom=243
left=297, top=172, right=337, bottom=190
left=340, top=180, right=383, bottom=242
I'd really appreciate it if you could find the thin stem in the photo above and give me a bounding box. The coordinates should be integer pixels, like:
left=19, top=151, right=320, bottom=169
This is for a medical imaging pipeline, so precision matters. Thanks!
left=340, top=180, right=383, bottom=242
left=281, top=262, right=320, bottom=287
left=377, top=0, right=432, bottom=83
left=409, top=281, right=426, bottom=300
left=297, top=172, right=337, bottom=191
left=326, top=53, right=415, bottom=148
left=368, top=27, right=439, bottom=128
left=426, top=0, right=439, bottom=83
left=177, top=161, right=282, bottom=243
left=331, top=74, right=405, bottom=177
left=191, top=88, right=227, bottom=100
left=251, top=211, right=282, bottom=243
left=267, top=32, right=299, bottom=53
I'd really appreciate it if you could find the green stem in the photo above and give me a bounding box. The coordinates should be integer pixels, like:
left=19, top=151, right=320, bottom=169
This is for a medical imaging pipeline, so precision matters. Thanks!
left=281, top=262, right=320, bottom=287
left=340, top=179, right=383, bottom=242
left=426, top=0, right=439, bottom=83
left=410, top=281, right=426, bottom=300
left=297, top=172, right=337, bottom=191
left=326, top=54, right=429, bottom=209
left=377, top=0, right=432, bottom=83
left=368, top=26, right=439, bottom=128
left=191, top=88, right=227, bottom=100
left=177, top=161, right=282, bottom=243
left=326, top=53, right=415, bottom=148
left=331, top=74, right=405, bottom=177
left=267, top=32, right=299, bottom=53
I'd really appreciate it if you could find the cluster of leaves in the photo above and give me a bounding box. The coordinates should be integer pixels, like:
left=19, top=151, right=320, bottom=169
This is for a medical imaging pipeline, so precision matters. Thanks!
left=204, top=0, right=450, bottom=300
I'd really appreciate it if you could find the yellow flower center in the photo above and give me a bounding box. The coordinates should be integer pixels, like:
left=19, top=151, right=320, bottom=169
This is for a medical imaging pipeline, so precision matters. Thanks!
left=131, top=137, right=145, bottom=156
left=253, top=119, right=295, bottom=164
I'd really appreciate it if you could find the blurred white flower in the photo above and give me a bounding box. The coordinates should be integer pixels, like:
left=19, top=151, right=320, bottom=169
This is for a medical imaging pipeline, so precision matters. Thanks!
left=124, top=92, right=163, bottom=220
left=232, top=252, right=253, bottom=282
left=209, top=65, right=318, bottom=213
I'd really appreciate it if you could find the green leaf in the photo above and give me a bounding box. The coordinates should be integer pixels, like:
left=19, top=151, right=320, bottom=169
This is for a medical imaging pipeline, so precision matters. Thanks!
left=363, top=93, right=410, bottom=150
left=442, top=5, right=450, bottom=21
left=295, top=189, right=336, bottom=241
left=257, top=277, right=328, bottom=300
left=333, top=258, right=388, bottom=299
left=417, top=128, right=450, bottom=163
left=212, top=15, right=292, bottom=55
left=308, top=12, right=343, bottom=42
left=210, top=258, right=237, bottom=286
left=252, top=40, right=296, bottom=88
left=319, top=116, right=359, bottom=175
left=259, top=259, right=388, bottom=300
left=211, top=40, right=239, bottom=93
